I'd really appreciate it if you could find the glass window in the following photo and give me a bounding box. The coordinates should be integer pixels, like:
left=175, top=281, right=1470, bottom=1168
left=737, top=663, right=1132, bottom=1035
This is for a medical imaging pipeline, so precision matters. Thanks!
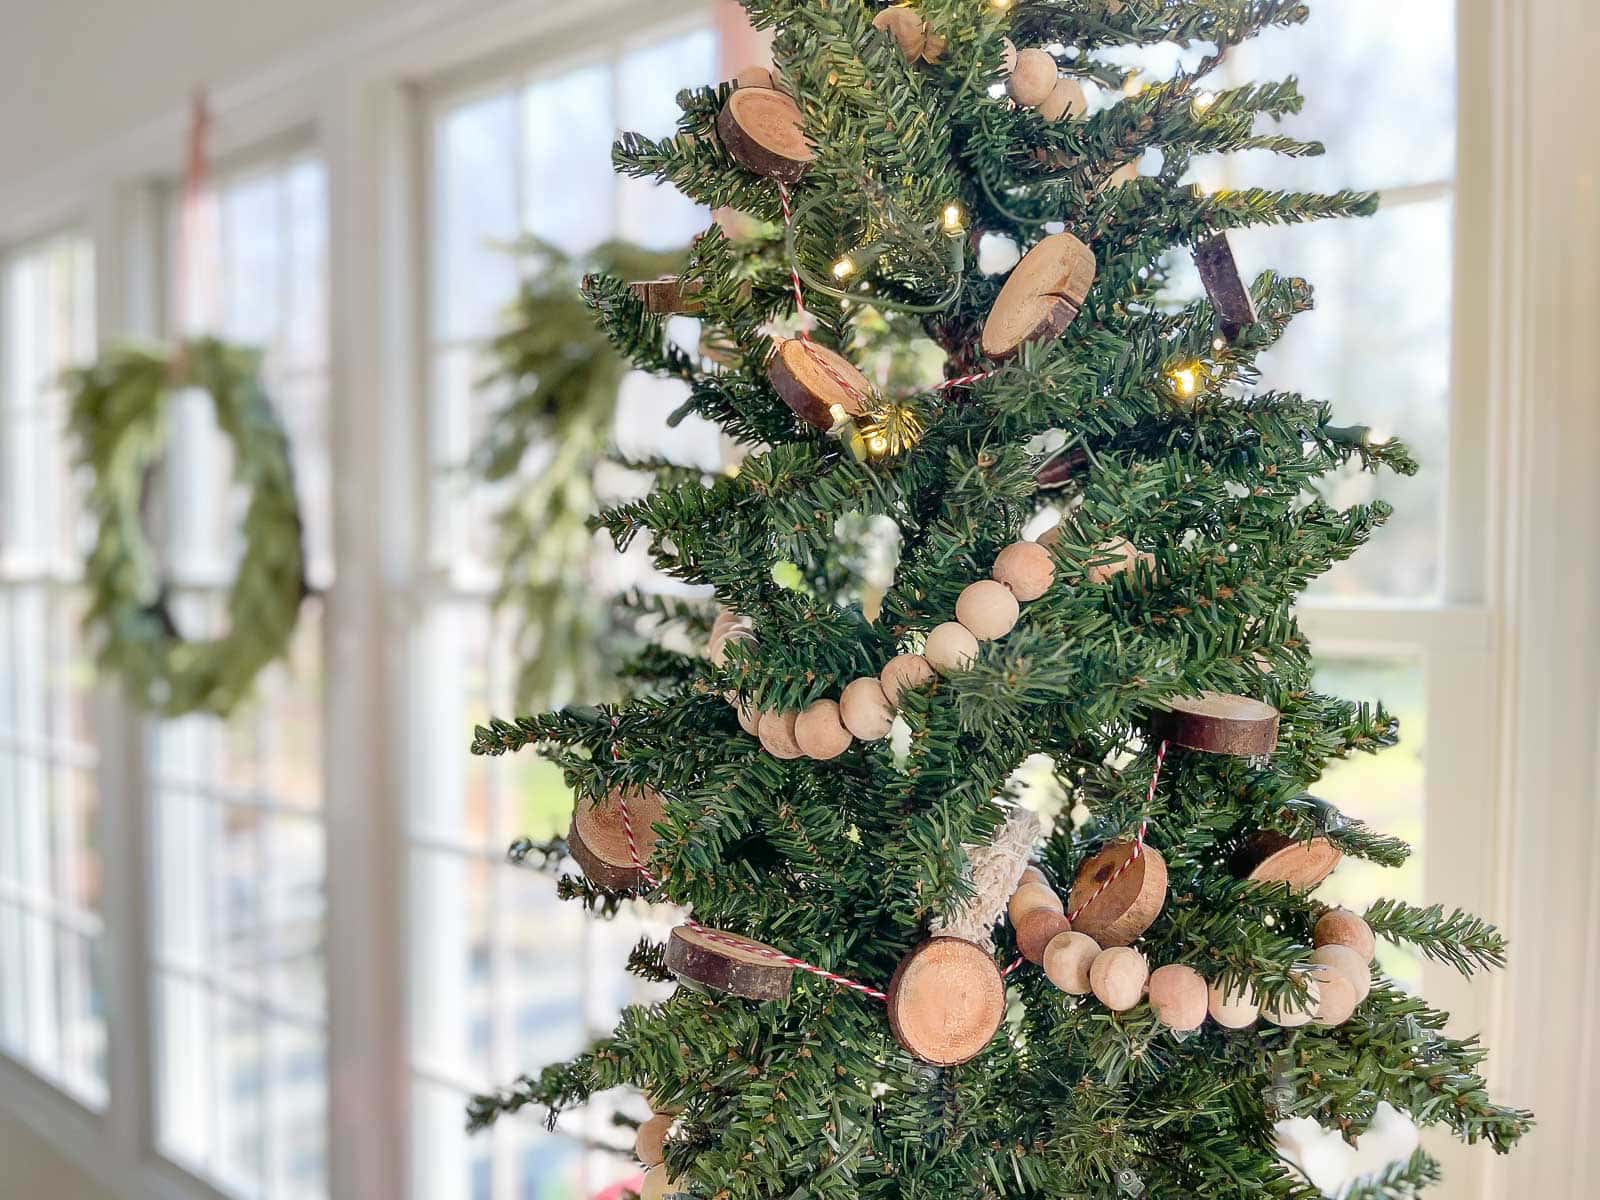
left=0, top=232, right=104, bottom=1109
left=149, top=150, right=331, bottom=1200
left=415, top=27, right=715, bottom=1200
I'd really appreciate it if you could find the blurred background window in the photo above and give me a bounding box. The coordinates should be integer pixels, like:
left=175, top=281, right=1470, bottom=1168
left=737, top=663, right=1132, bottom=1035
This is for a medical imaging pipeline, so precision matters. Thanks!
left=150, top=148, right=332, bottom=1199
left=412, top=22, right=718, bottom=1200
left=0, top=232, right=104, bottom=1109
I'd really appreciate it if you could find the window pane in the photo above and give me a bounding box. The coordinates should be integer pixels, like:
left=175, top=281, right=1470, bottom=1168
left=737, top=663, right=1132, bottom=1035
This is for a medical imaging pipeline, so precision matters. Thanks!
left=435, top=92, right=522, bottom=342
left=1312, top=656, right=1426, bottom=988
left=151, top=152, right=330, bottom=1198
left=0, top=233, right=102, bottom=1106
left=525, top=63, right=617, bottom=253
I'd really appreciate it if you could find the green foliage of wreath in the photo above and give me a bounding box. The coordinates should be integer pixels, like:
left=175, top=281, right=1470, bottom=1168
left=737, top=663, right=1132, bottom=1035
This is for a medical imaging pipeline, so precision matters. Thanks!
left=67, top=338, right=306, bottom=717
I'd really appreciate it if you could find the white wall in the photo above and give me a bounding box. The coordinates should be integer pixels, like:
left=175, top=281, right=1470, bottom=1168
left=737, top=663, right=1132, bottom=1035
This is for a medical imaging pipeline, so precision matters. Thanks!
left=0, top=1112, right=117, bottom=1200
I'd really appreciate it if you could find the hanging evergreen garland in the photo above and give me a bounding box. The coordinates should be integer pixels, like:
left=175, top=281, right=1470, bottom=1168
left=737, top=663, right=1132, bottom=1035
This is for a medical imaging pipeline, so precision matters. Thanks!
left=67, top=338, right=306, bottom=717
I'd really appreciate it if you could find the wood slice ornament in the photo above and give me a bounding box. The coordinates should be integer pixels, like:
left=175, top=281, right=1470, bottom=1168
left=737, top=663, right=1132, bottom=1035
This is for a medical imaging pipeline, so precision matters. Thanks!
left=767, top=337, right=873, bottom=429
left=568, top=786, right=666, bottom=890
left=717, top=86, right=814, bottom=182
left=980, top=232, right=1097, bottom=359
left=872, top=6, right=927, bottom=61
left=1067, top=843, right=1167, bottom=947
left=1154, top=691, right=1281, bottom=756
left=628, top=276, right=703, bottom=315
left=886, top=937, right=1006, bottom=1066
left=1194, top=234, right=1257, bottom=341
left=1233, top=832, right=1343, bottom=891
left=665, top=924, right=795, bottom=1000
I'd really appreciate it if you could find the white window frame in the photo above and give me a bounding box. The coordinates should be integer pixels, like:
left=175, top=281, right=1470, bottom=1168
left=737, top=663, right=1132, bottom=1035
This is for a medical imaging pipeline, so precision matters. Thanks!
left=0, top=2, right=1593, bottom=1199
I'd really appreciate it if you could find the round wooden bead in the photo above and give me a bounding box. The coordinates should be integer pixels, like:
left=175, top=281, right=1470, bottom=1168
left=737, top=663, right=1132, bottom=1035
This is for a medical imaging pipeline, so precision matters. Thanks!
left=1084, top=536, right=1145, bottom=585
left=871, top=6, right=927, bottom=60
left=640, top=1164, right=679, bottom=1200
left=1148, top=964, right=1208, bottom=1032
left=1313, top=972, right=1358, bottom=1026
left=1007, top=882, right=1063, bottom=924
left=1043, top=930, right=1100, bottom=994
left=924, top=622, right=979, bottom=675
left=1037, top=76, right=1086, bottom=122
left=1067, top=843, right=1168, bottom=947
left=795, top=698, right=852, bottom=760
left=880, top=653, right=936, bottom=706
left=757, top=710, right=804, bottom=760
left=635, top=1112, right=674, bottom=1166
left=1314, top=907, right=1376, bottom=962
left=1019, top=865, right=1049, bottom=887
left=1016, top=908, right=1074, bottom=964
left=734, top=696, right=761, bottom=736
left=569, top=786, right=666, bottom=890
left=886, top=937, right=1006, bottom=1065
left=1261, top=976, right=1321, bottom=1027
left=1103, top=161, right=1140, bottom=191
left=991, top=541, right=1055, bottom=601
left=955, top=580, right=1020, bottom=641
left=839, top=677, right=894, bottom=740
left=1310, top=944, right=1372, bottom=1006
left=1089, top=946, right=1148, bottom=1011
left=1007, top=48, right=1058, bottom=107
left=709, top=624, right=757, bottom=667
left=1207, top=980, right=1259, bottom=1029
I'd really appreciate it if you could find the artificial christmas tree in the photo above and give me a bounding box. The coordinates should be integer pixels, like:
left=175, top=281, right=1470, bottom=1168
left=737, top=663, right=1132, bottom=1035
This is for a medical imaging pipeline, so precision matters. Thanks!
left=468, top=2, right=1531, bottom=1196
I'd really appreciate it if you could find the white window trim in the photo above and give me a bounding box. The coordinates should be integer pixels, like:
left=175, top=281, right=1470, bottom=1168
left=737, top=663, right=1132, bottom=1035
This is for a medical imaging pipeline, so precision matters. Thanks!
left=0, top=0, right=1595, bottom=1197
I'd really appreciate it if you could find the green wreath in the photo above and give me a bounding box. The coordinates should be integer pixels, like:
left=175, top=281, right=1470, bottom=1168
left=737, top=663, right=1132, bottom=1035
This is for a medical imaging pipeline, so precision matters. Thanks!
left=67, top=338, right=306, bottom=717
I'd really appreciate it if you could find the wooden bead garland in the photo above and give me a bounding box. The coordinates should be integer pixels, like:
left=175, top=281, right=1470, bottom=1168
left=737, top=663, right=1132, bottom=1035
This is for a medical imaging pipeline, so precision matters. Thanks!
left=1084, top=536, right=1154, bottom=585
left=1016, top=907, right=1073, bottom=963
left=1000, top=41, right=1085, bottom=122
left=1089, top=946, right=1149, bottom=1011
left=1314, top=906, right=1376, bottom=961
left=715, top=534, right=1061, bottom=760
left=1147, top=963, right=1208, bottom=1031
left=635, top=1112, right=675, bottom=1166
left=640, top=1165, right=682, bottom=1200
left=1042, top=930, right=1099, bottom=993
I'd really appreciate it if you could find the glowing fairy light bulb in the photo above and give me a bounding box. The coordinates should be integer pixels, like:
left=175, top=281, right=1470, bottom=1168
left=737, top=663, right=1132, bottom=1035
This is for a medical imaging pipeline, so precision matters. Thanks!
left=1168, top=363, right=1202, bottom=399
left=832, top=256, right=856, bottom=280
left=990, top=0, right=1014, bottom=11
left=1212, top=336, right=1227, bottom=351
left=867, top=433, right=890, bottom=456
left=942, top=201, right=967, bottom=234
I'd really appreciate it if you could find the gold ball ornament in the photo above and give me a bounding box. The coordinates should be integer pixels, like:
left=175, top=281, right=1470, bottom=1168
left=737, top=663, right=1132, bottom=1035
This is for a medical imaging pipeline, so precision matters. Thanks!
left=1007, top=882, right=1063, bottom=924
left=1310, top=943, right=1372, bottom=1005
left=1089, top=946, right=1149, bottom=1011
left=635, top=1113, right=674, bottom=1166
left=795, top=698, right=853, bottom=760
left=880, top=653, right=936, bottom=705
left=757, top=709, right=804, bottom=760
left=924, top=622, right=979, bottom=675
left=1314, top=907, right=1376, bottom=962
left=1007, top=48, right=1059, bottom=108
left=955, top=579, right=1020, bottom=640
left=1043, top=930, right=1101, bottom=994
left=1147, top=963, right=1208, bottom=1032
left=1207, top=980, right=1260, bottom=1029
left=839, top=677, right=894, bottom=740
left=991, top=541, right=1055, bottom=601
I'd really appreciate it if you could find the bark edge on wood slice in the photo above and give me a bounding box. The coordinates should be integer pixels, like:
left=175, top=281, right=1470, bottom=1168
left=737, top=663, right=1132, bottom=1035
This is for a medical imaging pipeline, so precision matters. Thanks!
left=664, top=924, right=795, bottom=1000
left=980, top=232, right=1096, bottom=359
left=1066, top=843, right=1167, bottom=947
left=886, top=937, right=1006, bottom=1066
left=1153, top=691, right=1281, bottom=756
left=766, top=337, right=874, bottom=429
left=567, top=786, right=666, bottom=890
left=628, top=276, right=703, bottom=315
left=716, top=86, right=813, bottom=182
left=1193, top=234, right=1257, bottom=341
left=1232, top=832, right=1343, bottom=891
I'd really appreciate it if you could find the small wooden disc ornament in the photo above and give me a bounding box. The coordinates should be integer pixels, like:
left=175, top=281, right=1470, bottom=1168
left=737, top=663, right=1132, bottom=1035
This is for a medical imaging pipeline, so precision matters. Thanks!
left=627, top=276, right=703, bottom=315
left=766, top=337, right=874, bottom=429
left=568, top=786, right=666, bottom=890
left=886, top=937, right=1006, bottom=1066
left=1066, top=843, right=1167, bottom=947
left=980, top=232, right=1096, bottom=360
left=1154, top=691, right=1281, bottom=756
left=665, top=924, right=795, bottom=1000
left=716, top=86, right=814, bottom=182
left=1233, top=832, right=1343, bottom=891
left=1193, top=234, right=1257, bottom=341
